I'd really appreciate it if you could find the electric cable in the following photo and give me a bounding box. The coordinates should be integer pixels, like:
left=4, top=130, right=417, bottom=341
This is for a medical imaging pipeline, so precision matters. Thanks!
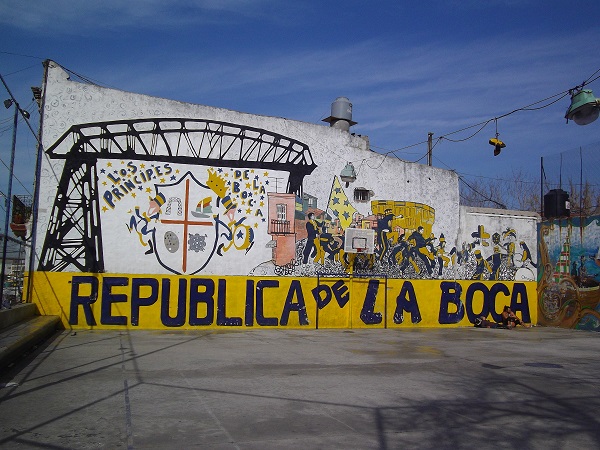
left=367, top=67, right=600, bottom=161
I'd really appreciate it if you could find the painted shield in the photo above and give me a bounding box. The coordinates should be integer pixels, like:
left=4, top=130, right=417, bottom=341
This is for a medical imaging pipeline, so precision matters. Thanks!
left=152, top=172, right=219, bottom=274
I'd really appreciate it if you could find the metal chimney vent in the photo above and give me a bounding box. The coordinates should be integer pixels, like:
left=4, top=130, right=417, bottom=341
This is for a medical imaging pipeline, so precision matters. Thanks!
left=322, top=97, right=357, bottom=132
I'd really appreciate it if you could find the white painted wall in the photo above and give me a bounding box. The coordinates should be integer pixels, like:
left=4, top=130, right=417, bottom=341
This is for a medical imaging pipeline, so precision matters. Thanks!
left=35, top=61, right=536, bottom=282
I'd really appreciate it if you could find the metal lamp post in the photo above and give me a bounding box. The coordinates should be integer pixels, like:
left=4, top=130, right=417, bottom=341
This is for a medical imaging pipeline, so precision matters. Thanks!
left=0, top=99, right=21, bottom=308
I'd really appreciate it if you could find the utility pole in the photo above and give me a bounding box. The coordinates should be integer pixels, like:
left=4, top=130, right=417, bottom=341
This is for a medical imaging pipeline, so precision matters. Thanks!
left=427, top=132, right=433, bottom=166
left=0, top=100, right=18, bottom=308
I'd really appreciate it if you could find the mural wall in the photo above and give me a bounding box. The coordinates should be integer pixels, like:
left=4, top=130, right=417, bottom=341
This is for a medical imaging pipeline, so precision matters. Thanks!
left=29, top=61, right=538, bottom=329
left=538, top=216, right=600, bottom=330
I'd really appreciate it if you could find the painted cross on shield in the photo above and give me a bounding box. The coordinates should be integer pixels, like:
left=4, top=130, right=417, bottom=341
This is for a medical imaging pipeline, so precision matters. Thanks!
left=152, top=172, right=219, bottom=274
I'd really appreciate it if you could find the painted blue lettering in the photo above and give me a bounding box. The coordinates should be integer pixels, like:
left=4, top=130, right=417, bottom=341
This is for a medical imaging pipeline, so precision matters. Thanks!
left=101, top=277, right=128, bottom=326
left=489, top=283, right=511, bottom=322
left=465, top=282, right=490, bottom=323
left=510, top=283, right=530, bottom=322
left=107, top=173, right=120, bottom=183
left=161, top=279, right=187, bottom=327
left=256, top=280, right=278, bottom=326
left=394, top=281, right=422, bottom=324
left=103, top=190, right=115, bottom=209
left=189, top=278, right=214, bottom=326
left=361, top=279, right=382, bottom=325
left=70, top=276, right=98, bottom=326
left=131, top=278, right=158, bottom=326
left=245, top=279, right=255, bottom=326
left=112, top=187, right=124, bottom=200
left=331, top=280, right=350, bottom=308
left=124, top=179, right=135, bottom=192
left=439, top=281, right=464, bottom=324
left=217, top=279, right=242, bottom=326
left=280, top=280, right=309, bottom=326
left=312, top=284, right=332, bottom=309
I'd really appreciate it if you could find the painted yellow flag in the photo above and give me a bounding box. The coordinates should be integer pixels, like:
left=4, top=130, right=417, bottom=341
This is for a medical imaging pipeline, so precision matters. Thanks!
left=327, top=176, right=357, bottom=230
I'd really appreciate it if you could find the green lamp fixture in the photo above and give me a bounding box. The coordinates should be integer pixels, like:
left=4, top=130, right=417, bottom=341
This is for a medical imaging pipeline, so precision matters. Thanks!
left=565, top=89, right=600, bottom=125
left=340, top=162, right=357, bottom=187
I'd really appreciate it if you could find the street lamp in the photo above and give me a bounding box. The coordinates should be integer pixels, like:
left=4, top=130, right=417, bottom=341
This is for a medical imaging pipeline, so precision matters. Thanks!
left=565, top=89, right=600, bottom=125
left=340, top=162, right=357, bottom=188
left=0, top=99, right=24, bottom=308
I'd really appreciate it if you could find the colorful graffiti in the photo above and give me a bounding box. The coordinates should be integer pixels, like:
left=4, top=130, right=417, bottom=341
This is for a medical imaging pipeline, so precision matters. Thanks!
left=32, top=65, right=538, bottom=330
left=263, top=176, right=536, bottom=281
left=119, top=165, right=264, bottom=274
left=37, top=118, right=536, bottom=284
left=538, top=217, right=600, bottom=330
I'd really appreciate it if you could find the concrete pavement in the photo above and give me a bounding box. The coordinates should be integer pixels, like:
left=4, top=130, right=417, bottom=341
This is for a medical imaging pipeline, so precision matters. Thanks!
left=1, top=326, right=600, bottom=449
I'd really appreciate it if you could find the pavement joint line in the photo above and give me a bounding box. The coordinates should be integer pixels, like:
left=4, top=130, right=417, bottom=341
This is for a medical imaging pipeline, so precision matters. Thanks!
left=177, top=367, right=240, bottom=449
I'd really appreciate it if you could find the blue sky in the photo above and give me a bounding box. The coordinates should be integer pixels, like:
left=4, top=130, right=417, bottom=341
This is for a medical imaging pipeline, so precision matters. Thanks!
left=1, top=0, right=600, bottom=224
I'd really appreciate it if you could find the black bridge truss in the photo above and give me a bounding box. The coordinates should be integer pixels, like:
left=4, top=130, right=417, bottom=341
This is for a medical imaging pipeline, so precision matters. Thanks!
left=39, top=118, right=316, bottom=272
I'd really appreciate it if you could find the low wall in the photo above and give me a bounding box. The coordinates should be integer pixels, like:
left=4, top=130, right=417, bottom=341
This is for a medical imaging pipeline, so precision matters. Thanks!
left=30, top=272, right=537, bottom=330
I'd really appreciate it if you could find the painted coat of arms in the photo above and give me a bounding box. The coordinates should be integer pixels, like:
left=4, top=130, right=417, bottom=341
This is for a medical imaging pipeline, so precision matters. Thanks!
left=128, top=171, right=220, bottom=274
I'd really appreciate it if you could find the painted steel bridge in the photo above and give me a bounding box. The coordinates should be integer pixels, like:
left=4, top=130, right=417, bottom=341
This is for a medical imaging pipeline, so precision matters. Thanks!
left=39, top=118, right=316, bottom=272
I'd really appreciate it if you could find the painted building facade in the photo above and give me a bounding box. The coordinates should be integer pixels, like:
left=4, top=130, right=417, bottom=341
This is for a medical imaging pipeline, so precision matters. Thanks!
left=29, top=61, right=538, bottom=329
